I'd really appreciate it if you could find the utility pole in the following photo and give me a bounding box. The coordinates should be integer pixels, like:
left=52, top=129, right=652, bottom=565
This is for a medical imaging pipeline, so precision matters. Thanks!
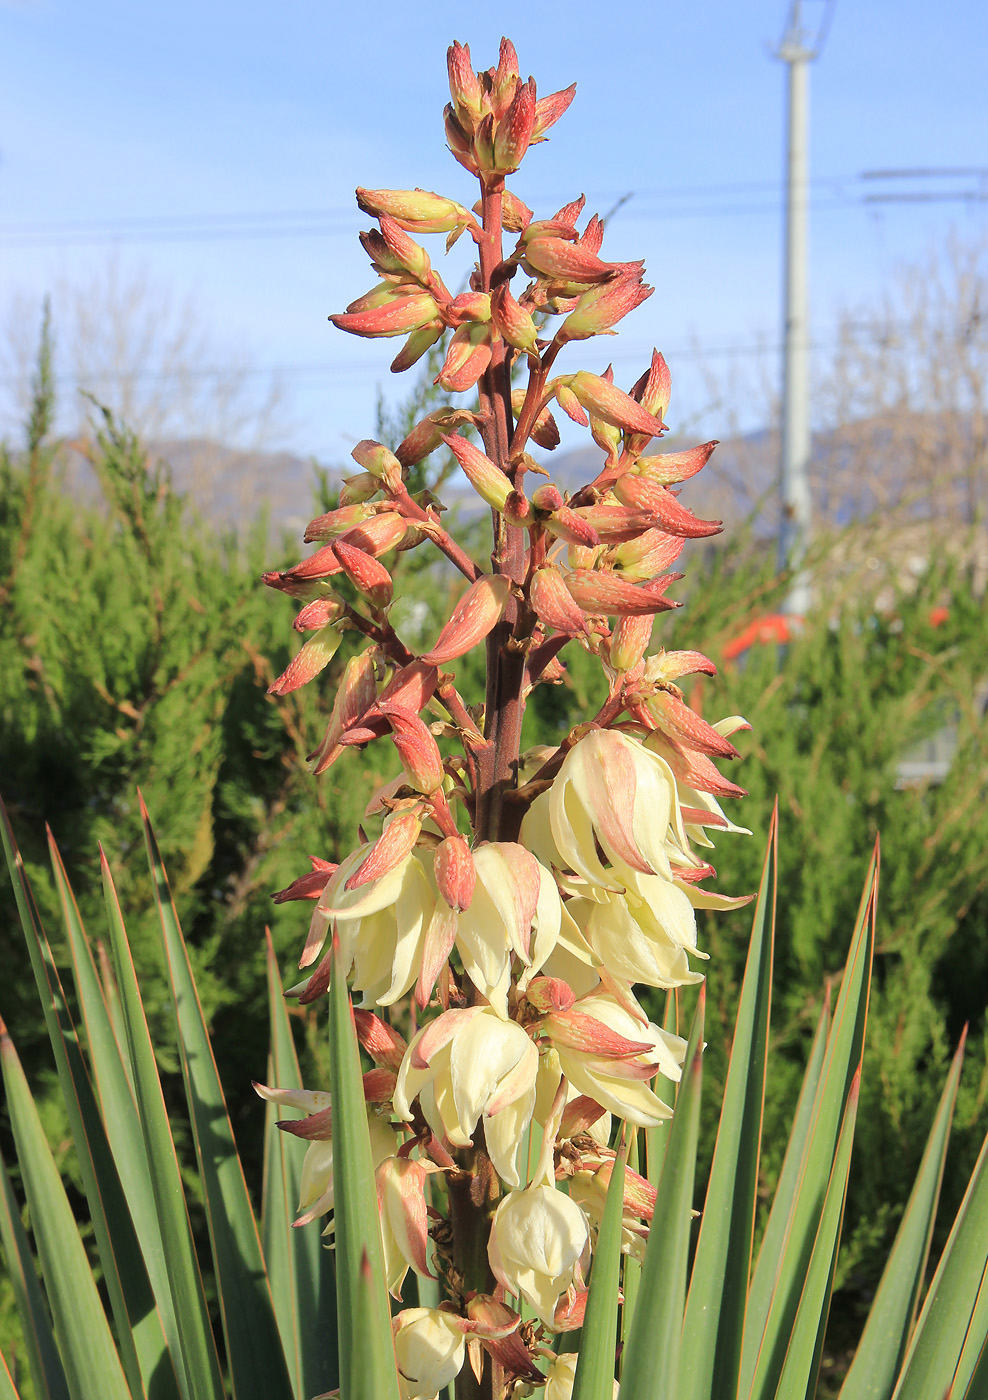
left=775, top=0, right=830, bottom=615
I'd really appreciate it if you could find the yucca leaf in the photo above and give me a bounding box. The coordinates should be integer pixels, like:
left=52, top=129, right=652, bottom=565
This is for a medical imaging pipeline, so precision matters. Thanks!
left=573, top=1134, right=628, bottom=1400
left=48, top=835, right=186, bottom=1395
left=349, top=1252, right=400, bottom=1400
left=140, top=801, right=294, bottom=1400
left=840, top=1031, right=967, bottom=1400
left=0, top=1143, right=69, bottom=1400
left=620, top=985, right=705, bottom=1399
left=261, top=930, right=339, bottom=1399
left=680, top=803, right=777, bottom=1400
left=891, top=1124, right=988, bottom=1400
left=101, top=853, right=227, bottom=1400
left=644, top=989, right=680, bottom=1189
left=742, top=845, right=877, bottom=1400
left=1, top=804, right=177, bottom=1400
left=771, top=1067, right=861, bottom=1400
left=327, top=934, right=399, bottom=1398
left=42, top=828, right=183, bottom=1400
left=945, top=1256, right=988, bottom=1399
left=620, top=1131, right=642, bottom=1361
left=0, top=1348, right=23, bottom=1400
left=0, top=1015, right=131, bottom=1400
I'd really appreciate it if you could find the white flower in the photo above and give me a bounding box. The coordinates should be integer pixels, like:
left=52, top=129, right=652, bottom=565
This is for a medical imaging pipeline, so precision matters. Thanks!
left=545, top=1352, right=619, bottom=1399
left=392, top=1307, right=465, bottom=1400
left=488, top=1184, right=590, bottom=1326
left=568, top=866, right=707, bottom=990
left=392, top=1007, right=539, bottom=1188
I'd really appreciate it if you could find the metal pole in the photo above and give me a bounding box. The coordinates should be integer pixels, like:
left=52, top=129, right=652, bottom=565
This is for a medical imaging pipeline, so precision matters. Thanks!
left=778, top=10, right=814, bottom=616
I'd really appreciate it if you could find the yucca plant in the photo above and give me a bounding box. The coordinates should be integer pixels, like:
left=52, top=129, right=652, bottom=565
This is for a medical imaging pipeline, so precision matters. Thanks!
left=3, top=32, right=987, bottom=1400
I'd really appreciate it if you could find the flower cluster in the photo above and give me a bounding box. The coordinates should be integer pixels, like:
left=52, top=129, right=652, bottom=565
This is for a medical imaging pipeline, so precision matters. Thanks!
left=258, top=38, right=750, bottom=1400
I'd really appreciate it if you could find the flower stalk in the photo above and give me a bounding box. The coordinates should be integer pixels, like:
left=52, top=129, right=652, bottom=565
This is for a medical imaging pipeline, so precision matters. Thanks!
left=262, top=36, right=750, bottom=1400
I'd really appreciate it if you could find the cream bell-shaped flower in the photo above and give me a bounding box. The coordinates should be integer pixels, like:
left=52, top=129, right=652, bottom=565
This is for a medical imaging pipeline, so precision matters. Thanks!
left=567, top=866, right=707, bottom=990
left=303, top=845, right=434, bottom=1007
left=545, top=1352, right=619, bottom=1399
left=520, top=729, right=687, bottom=888
left=392, top=1307, right=465, bottom=1400
left=377, top=1155, right=444, bottom=1299
left=488, top=1183, right=590, bottom=1327
left=392, top=1006, right=539, bottom=1188
left=451, top=842, right=561, bottom=1016
left=544, top=992, right=686, bottom=1127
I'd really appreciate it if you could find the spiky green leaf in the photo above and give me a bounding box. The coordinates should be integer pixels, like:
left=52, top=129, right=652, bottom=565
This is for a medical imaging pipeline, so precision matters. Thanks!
left=573, top=1135, right=627, bottom=1400
left=0, top=1143, right=69, bottom=1400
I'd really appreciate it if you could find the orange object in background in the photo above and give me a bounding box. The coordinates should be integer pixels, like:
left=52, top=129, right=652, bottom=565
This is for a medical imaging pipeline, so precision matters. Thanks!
left=722, top=612, right=802, bottom=662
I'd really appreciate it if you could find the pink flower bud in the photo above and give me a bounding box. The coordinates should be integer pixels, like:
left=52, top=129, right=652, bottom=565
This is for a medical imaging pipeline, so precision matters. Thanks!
left=490, top=284, right=539, bottom=352
left=630, top=348, right=673, bottom=422
left=554, top=382, right=590, bottom=427
left=351, top=439, right=404, bottom=493
left=353, top=1009, right=408, bottom=1071
left=378, top=214, right=432, bottom=282
left=612, top=473, right=723, bottom=538
left=339, top=511, right=408, bottom=558
left=493, top=78, right=536, bottom=172
left=420, top=574, right=511, bottom=664
left=565, top=568, right=679, bottom=617
left=345, top=281, right=405, bottom=314
left=503, top=489, right=534, bottom=527
left=442, top=433, right=511, bottom=511
left=390, top=322, right=445, bottom=373
left=525, top=976, right=576, bottom=1014
left=444, top=103, right=479, bottom=175
left=610, top=528, right=686, bottom=582
left=530, top=83, right=577, bottom=142
left=293, top=596, right=346, bottom=632
left=447, top=41, right=484, bottom=123
left=380, top=704, right=445, bottom=793
left=268, top=626, right=343, bottom=696
left=492, top=36, right=521, bottom=115
left=436, top=323, right=493, bottom=393
left=609, top=614, right=654, bottom=672
left=646, top=691, right=740, bottom=759
left=511, top=389, right=561, bottom=449
left=578, top=214, right=605, bottom=256
left=568, top=371, right=665, bottom=437
left=434, top=835, right=476, bottom=912
left=332, top=539, right=394, bottom=609
left=271, top=855, right=336, bottom=904
left=501, top=188, right=534, bottom=231
left=303, top=502, right=376, bottom=543
left=330, top=291, right=441, bottom=339
left=339, top=471, right=382, bottom=505
left=635, top=440, right=718, bottom=485
left=544, top=506, right=600, bottom=548
left=530, top=565, right=591, bottom=637
left=345, top=810, right=423, bottom=890
left=377, top=659, right=440, bottom=714
left=356, top=186, right=472, bottom=234
left=522, top=237, right=620, bottom=285
left=281, top=544, right=344, bottom=582
left=307, top=650, right=379, bottom=775
left=531, top=483, right=563, bottom=512
left=559, top=273, right=653, bottom=342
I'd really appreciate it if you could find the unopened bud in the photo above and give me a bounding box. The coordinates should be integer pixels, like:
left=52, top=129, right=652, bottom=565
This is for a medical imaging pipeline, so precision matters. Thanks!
left=434, top=835, right=476, bottom=911
left=530, top=566, right=591, bottom=637
left=635, top=441, right=718, bottom=485
left=630, top=349, right=673, bottom=423
left=390, top=322, right=445, bottom=374
left=294, top=596, right=346, bottom=632
left=493, top=78, right=536, bottom=173
left=341, top=512, right=408, bottom=557
left=554, top=382, right=590, bottom=427
left=531, top=484, right=563, bottom=512
left=569, top=371, right=665, bottom=437
left=503, top=489, right=534, bottom=527
left=332, top=539, right=394, bottom=609
left=339, top=472, right=382, bottom=505
left=560, top=272, right=652, bottom=342
left=378, top=214, right=432, bottom=283
left=344, top=810, right=423, bottom=890
left=351, top=440, right=404, bottom=494
left=491, top=284, right=539, bottom=352
left=530, top=84, right=577, bottom=142
left=565, top=568, right=679, bottom=617
left=609, top=614, right=655, bottom=672
left=492, top=37, right=521, bottom=116
left=447, top=41, right=484, bottom=124
left=380, top=704, right=445, bottom=793
left=356, top=186, right=473, bottom=234
left=268, top=627, right=343, bottom=696
left=436, top=324, right=492, bottom=393
left=442, top=433, right=511, bottom=510
left=522, top=237, right=619, bottom=285
left=447, top=291, right=492, bottom=325
left=610, top=528, right=685, bottom=582
left=544, top=506, right=600, bottom=548
left=612, top=473, right=722, bottom=538
left=308, top=648, right=379, bottom=775
left=331, top=291, right=441, bottom=339
left=420, top=574, right=511, bottom=665
left=304, top=502, right=376, bottom=543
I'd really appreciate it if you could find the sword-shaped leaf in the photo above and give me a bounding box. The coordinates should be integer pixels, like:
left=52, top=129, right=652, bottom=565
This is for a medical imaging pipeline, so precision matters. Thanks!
left=742, top=844, right=877, bottom=1400
left=0, top=1347, right=23, bottom=1400
left=0, top=1016, right=131, bottom=1400
left=891, top=1123, right=988, bottom=1400
left=680, top=803, right=777, bottom=1400
left=619, top=986, right=705, bottom=1399
left=140, top=800, right=293, bottom=1400
left=573, top=1133, right=628, bottom=1400
left=261, top=929, right=339, bottom=1399
left=349, top=1252, right=401, bottom=1400
left=773, top=1068, right=861, bottom=1398
left=100, top=854, right=227, bottom=1400
left=0, top=1143, right=68, bottom=1400
left=840, top=1032, right=967, bottom=1400
left=327, top=933, right=399, bottom=1399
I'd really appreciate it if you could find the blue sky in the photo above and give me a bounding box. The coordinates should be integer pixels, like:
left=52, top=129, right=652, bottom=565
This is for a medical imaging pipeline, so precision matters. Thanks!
left=2, top=0, right=986, bottom=458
